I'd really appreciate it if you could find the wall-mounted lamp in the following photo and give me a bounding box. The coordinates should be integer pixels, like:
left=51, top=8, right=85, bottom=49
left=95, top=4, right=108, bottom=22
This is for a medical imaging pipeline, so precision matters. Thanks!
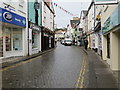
left=34, top=1, right=40, bottom=9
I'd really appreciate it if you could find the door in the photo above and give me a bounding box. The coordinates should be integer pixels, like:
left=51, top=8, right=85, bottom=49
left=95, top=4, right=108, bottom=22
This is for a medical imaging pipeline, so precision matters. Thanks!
left=0, top=34, right=3, bottom=57
left=29, top=29, right=32, bottom=55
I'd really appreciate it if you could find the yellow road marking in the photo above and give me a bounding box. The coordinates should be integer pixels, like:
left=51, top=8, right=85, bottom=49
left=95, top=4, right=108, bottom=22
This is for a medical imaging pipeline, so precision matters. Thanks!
left=80, top=58, right=86, bottom=88
left=0, top=55, right=43, bottom=72
left=75, top=54, right=87, bottom=89
left=75, top=55, right=85, bottom=88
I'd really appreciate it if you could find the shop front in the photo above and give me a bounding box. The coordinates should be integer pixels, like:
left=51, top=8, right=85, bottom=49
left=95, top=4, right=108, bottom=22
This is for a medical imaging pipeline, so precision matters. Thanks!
left=102, top=5, right=120, bottom=70
left=0, top=26, right=3, bottom=58
left=29, top=22, right=41, bottom=55
left=0, top=8, right=27, bottom=58
left=41, top=28, right=54, bottom=52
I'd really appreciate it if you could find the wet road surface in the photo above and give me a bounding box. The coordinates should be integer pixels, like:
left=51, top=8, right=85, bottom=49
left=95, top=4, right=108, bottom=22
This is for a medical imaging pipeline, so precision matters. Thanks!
left=2, top=44, right=86, bottom=88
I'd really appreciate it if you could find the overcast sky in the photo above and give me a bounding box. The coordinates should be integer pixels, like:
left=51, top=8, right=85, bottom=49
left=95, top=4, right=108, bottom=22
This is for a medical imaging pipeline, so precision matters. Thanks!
left=52, top=0, right=91, bottom=28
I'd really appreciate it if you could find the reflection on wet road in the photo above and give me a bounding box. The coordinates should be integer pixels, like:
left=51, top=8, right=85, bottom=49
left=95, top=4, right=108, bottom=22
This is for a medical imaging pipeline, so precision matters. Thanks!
left=2, top=44, right=85, bottom=88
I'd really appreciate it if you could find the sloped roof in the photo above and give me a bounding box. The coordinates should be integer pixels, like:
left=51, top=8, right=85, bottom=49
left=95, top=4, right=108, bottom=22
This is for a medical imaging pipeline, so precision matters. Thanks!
left=70, top=20, right=80, bottom=28
left=82, top=10, right=87, bottom=16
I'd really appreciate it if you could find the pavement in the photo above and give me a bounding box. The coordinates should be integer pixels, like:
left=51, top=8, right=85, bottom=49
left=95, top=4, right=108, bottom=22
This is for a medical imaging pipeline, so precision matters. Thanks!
left=0, top=49, right=54, bottom=69
left=82, top=47, right=119, bottom=89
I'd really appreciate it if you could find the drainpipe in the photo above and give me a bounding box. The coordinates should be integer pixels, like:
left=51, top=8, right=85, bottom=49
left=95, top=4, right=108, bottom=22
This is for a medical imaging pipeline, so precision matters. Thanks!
left=27, top=0, right=30, bottom=56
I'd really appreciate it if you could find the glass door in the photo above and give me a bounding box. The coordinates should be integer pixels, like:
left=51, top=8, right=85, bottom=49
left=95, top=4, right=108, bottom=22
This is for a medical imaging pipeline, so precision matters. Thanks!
left=5, top=28, right=11, bottom=52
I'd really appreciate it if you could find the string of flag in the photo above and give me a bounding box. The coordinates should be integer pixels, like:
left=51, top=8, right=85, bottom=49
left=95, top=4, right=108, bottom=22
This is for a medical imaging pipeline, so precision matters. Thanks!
left=51, top=2, right=75, bottom=16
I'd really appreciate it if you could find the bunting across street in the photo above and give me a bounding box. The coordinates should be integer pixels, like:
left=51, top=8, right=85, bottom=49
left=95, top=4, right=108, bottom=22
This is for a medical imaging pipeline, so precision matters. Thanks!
left=52, top=2, right=75, bottom=16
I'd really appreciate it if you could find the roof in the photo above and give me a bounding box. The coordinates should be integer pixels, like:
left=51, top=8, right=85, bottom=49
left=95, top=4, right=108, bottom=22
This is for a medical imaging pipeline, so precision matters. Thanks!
left=80, top=10, right=88, bottom=19
left=83, top=10, right=88, bottom=16
left=70, top=20, right=80, bottom=28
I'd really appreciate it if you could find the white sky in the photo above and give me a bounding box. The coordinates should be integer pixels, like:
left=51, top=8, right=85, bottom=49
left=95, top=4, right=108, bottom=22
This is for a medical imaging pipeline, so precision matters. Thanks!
left=52, top=0, right=91, bottom=28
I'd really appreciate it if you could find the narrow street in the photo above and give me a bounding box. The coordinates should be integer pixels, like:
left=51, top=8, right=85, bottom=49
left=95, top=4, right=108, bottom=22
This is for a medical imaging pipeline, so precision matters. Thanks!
left=2, top=43, right=87, bottom=88
left=0, top=0, right=120, bottom=89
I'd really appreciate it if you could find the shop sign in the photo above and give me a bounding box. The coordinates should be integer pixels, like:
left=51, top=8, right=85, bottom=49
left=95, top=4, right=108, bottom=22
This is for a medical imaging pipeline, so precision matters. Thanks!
left=102, top=17, right=110, bottom=33
left=30, top=23, right=40, bottom=31
left=102, top=5, right=120, bottom=33
left=0, top=8, right=26, bottom=27
left=95, top=0, right=118, bottom=5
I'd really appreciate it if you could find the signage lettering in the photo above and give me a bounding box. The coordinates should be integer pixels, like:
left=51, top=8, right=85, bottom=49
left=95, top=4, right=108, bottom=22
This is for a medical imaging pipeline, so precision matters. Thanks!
left=15, top=18, right=21, bottom=22
left=0, top=8, right=26, bottom=27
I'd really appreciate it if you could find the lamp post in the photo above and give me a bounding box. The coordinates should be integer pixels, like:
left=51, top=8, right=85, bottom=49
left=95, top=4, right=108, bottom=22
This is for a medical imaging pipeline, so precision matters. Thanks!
left=34, top=0, right=40, bottom=25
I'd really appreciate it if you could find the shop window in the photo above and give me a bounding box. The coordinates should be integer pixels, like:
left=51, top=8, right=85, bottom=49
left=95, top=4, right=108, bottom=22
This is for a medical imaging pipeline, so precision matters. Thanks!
left=107, top=34, right=110, bottom=58
left=0, top=31, right=3, bottom=57
left=32, top=30, right=38, bottom=49
left=5, top=28, right=11, bottom=51
left=13, top=29, right=22, bottom=51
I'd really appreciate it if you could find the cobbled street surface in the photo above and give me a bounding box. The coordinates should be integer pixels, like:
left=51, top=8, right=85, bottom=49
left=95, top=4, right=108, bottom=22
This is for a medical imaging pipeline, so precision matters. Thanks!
left=2, top=43, right=86, bottom=88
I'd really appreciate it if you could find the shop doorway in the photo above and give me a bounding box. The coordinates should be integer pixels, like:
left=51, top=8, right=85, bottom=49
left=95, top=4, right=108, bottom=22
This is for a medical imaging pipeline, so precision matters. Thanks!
left=0, top=28, right=3, bottom=57
left=107, top=34, right=110, bottom=59
left=0, top=35, right=3, bottom=57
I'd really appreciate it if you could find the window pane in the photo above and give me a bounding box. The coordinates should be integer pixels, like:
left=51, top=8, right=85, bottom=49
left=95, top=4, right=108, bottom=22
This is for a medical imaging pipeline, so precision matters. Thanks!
left=5, top=28, right=11, bottom=51
left=0, top=29, right=3, bottom=57
left=13, top=29, right=22, bottom=51
left=32, top=30, right=38, bottom=49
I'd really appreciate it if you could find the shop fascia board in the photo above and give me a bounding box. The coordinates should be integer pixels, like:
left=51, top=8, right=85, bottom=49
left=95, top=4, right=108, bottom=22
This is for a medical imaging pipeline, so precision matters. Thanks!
left=102, top=4, right=120, bottom=34
left=29, top=22, right=41, bottom=31
left=103, top=24, right=120, bottom=35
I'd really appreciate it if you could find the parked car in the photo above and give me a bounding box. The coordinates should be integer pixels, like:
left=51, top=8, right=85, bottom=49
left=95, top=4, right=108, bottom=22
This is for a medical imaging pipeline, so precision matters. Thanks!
left=64, top=39, right=72, bottom=46
left=61, top=40, right=65, bottom=45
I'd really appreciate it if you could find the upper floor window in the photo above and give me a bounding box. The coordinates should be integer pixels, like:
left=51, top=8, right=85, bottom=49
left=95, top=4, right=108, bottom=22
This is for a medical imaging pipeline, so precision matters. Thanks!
left=18, top=0, right=26, bottom=14
left=44, top=3, right=46, bottom=13
left=19, top=0, right=24, bottom=6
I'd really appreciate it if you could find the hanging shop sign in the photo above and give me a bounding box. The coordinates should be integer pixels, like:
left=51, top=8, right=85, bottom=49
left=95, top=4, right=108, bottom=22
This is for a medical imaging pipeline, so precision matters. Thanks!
left=30, top=23, right=41, bottom=31
left=0, top=8, right=26, bottom=27
left=102, top=5, right=120, bottom=33
left=95, top=0, right=118, bottom=5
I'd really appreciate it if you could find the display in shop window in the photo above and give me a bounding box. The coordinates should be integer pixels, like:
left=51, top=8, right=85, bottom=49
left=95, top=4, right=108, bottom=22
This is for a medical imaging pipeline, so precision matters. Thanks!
left=13, top=30, right=22, bottom=51
left=6, top=36, right=11, bottom=51
left=0, top=37, right=3, bottom=57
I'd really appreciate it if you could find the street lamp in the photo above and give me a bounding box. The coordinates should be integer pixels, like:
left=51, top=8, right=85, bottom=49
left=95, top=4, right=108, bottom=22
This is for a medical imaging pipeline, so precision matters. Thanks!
left=34, top=0, right=40, bottom=25
left=34, top=0, right=40, bottom=9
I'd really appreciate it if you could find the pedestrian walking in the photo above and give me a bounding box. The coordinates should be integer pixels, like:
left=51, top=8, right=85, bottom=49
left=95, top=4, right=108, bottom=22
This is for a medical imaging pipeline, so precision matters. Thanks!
left=55, top=41, right=57, bottom=47
left=84, top=38, right=88, bottom=50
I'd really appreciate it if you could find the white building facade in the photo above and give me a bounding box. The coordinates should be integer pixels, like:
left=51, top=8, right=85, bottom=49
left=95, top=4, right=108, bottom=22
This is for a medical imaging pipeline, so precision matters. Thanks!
left=0, top=0, right=28, bottom=58
left=42, top=1, right=54, bottom=31
left=41, top=0, right=55, bottom=51
left=101, top=4, right=120, bottom=71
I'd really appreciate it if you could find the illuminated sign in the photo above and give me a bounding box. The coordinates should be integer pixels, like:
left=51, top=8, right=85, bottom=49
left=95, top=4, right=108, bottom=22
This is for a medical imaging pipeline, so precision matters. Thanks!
left=0, top=8, right=26, bottom=27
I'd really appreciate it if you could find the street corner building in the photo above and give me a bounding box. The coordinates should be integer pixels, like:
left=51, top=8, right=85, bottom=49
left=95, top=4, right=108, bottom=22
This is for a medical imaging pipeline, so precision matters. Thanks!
left=102, top=4, right=120, bottom=71
left=0, top=0, right=28, bottom=58
left=0, top=0, right=55, bottom=59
